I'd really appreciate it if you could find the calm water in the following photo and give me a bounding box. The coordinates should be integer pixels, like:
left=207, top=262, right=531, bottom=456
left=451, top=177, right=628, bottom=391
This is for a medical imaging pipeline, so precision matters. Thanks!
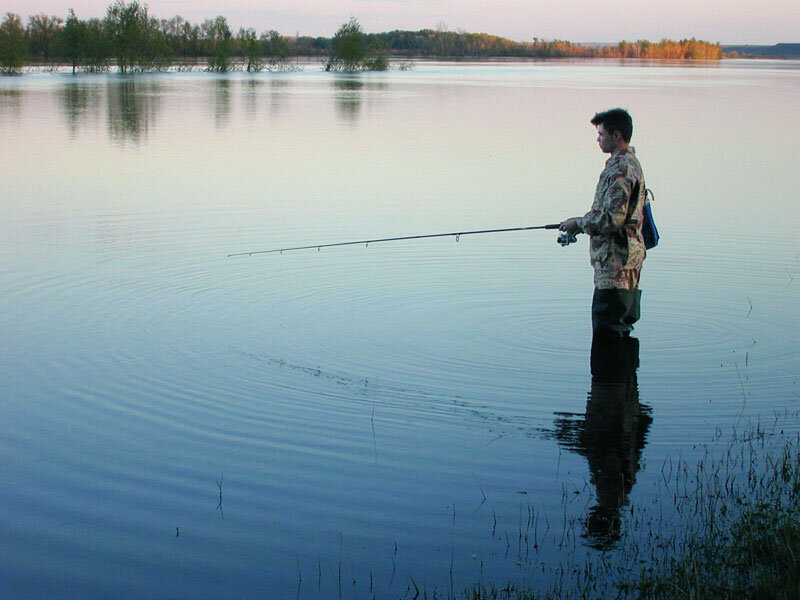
left=2, top=60, right=799, bottom=598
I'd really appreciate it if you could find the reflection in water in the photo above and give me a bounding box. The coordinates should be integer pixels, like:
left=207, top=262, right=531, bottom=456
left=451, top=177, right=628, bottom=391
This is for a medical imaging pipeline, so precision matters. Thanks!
left=0, top=88, right=22, bottom=119
left=211, top=79, right=231, bottom=128
left=106, top=79, right=162, bottom=144
left=60, top=83, right=100, bottom=137
left=549, top=337, right=652, bottom=549
left=333, top=76, right=364, bottom=123
left=241, top=79, right=263, bottom=118
left=268, top=78, right=290, bottom=119
left=332, top=77, right=389, bottom=125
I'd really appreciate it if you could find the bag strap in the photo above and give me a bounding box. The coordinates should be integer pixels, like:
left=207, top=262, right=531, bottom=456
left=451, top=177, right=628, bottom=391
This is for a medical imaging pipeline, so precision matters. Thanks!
left=625, top=181, right=642, bottom=224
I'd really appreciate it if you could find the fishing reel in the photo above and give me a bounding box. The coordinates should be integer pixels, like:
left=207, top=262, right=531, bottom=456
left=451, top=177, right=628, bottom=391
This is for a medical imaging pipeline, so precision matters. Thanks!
left=557, top=232, right=578, bottom=246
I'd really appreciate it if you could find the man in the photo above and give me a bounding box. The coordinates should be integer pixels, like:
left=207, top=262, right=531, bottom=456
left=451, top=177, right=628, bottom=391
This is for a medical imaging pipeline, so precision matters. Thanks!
left=560, top=108, right=646, bottom=339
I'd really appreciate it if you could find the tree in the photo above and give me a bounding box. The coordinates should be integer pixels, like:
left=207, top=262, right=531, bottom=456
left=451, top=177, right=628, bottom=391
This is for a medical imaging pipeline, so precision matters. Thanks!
left=238, top=27, right=262, bottom=72
left=159, top=15, right=200, bottom=58
left=82, top=18, right=111, bottom=71
left=0, top=13, right=27, bottom=73
left=56, top=11, right=110, bottom=73
left=262, top=29, right=290, bottom=68
left=26, top=14, right=63, bottom=61
left=59, top=9, right=83, bottom=73
left=326, top=17, right=366, bottom=71
left=203, top=16, right=232, bottom=72
left=104, top=1, right=170, bottom=73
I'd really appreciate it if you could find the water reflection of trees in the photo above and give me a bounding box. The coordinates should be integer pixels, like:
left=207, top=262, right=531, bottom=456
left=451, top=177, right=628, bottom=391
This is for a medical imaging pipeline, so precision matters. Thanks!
left=0, top=89, right=22, bottom=119
left=267, top=78, right=289, bottom=119
left=241, top=78, right=263, bottom=118
left=332, top=77, right=387, bottom=125
left=548, top=337, right=652, bottom=549
left=60, top=83, right=101, bottom=137
left=333, top=77, right=363, bottom=123
left=211, top=78, right=231, bottom=127
left=106, top=78, right=162, bottom=144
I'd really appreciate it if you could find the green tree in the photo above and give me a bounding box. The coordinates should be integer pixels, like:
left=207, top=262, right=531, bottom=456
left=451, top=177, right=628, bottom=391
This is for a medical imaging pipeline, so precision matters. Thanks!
left=59, top=9, right=84, bottom=73
left=104, top=1, right=170, bottom=73
left=326, top=17, right=366, bottom=71
left=159, top=16, right=200, bottom=58
left=0, top=13, right=27, bottom=73
left=82, top=18, right=110, bottom=71
left=56, top=11, right=110, bottom=73
left=262, top=29, right=290, bottom=68
left=26, top=14, right=63, bottom=61
left=203, top=16, right=232, bottom=72
left=238, top=27, right=262, bottom=72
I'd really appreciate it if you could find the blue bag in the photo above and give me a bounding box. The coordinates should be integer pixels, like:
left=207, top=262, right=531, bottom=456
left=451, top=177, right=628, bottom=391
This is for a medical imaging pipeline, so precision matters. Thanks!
left=642, top=188, right=659, bottom=249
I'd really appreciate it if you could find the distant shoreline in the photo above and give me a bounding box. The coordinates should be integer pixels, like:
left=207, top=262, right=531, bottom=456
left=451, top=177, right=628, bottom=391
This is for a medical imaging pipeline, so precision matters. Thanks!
left=3, top=5, right=799, bottom=76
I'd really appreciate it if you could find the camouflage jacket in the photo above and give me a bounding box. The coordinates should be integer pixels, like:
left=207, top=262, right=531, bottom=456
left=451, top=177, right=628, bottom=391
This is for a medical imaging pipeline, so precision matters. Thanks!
left=576, top=147, right=646, bottom=273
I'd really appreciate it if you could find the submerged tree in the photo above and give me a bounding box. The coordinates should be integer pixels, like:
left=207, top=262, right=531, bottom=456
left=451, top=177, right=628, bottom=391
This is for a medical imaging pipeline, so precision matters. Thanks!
left=326, top=17, right=387, bottom=72
left=203, top=16, right=232, bottom=72
left=326, top=17, right=366, bottom=71
left=0, top=13, right=27, bottom=73
left=26, top=14, right=63, bottom=61
left=59, top=9, right=84, bottom=73
left=238, top=27, right=262, bottom=72
left=104, top=1, right=170, bottom=73
left=262, top=29, right=291, bottom=68
left=57, top=10, right=110, bottom=73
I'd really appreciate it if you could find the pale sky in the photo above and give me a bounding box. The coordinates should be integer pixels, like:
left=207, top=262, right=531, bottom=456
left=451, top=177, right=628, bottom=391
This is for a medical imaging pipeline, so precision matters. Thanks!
left=8, top=0, right=800, bottom=45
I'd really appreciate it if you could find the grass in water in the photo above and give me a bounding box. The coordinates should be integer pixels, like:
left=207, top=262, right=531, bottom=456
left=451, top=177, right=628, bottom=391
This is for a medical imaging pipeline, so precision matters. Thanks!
left=449, top=420, right=800, bottom=600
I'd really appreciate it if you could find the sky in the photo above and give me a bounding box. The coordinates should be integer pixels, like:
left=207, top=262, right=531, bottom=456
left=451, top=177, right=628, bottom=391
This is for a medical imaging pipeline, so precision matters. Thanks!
left=8, top=0, right=800, bottom=45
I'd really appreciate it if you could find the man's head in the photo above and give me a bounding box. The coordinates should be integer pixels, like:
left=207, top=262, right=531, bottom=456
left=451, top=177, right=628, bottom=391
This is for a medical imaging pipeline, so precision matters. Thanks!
left=591, top=108, right=633, bottom=154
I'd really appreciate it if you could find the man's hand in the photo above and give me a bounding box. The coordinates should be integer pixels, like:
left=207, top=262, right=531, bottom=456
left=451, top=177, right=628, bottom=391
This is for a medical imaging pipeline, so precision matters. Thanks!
left=559, top=218, right=581, bottom=234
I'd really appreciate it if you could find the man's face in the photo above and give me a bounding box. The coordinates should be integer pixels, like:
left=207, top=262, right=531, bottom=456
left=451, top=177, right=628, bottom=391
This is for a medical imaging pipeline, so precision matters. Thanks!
left=596, top=124, right=620, bottom=154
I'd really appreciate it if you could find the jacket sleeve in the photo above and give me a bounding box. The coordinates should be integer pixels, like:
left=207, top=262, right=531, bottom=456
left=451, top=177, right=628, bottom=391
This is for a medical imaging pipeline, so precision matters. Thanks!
left=576, top=163, right=635, bottom=236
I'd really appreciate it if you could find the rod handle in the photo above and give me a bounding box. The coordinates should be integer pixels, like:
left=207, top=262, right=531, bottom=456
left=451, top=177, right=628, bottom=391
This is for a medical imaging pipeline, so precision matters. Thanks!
left=544, top=223, right=561, bottom=229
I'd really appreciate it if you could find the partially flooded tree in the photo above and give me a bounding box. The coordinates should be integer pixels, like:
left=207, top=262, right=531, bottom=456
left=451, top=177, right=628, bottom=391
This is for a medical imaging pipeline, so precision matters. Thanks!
left=58, top=10, right=110, bottom=73
left=238, top=27, right=262, bottom=72
left=159, top=16, right=200, bottom=59
left=104, top=1, right=170, bottom=73
left=26, top=14, right=63, bottom=61
left=262, top=30, right=291, bottom=68
left=326, top=17, right=366, bottom=71
left=203, top=16, right=232, bottom=72
left=326, top=17, right=388, bottom=71
left=59, top=9, right=84, bottom=73
left=0, top=13, right=27, bottom=73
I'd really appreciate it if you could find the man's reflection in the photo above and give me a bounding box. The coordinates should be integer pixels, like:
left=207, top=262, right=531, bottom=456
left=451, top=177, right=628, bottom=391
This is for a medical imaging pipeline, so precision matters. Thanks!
left=551, top=336, right=652, bottom=549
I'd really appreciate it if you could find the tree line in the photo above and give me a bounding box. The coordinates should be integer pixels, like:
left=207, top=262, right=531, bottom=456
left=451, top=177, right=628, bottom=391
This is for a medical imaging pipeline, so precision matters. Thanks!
left=0, top=2, right=296, bottom=74
left=1, top=2, right=723, bottom=74
left=365, top=29, right=722, bottom=60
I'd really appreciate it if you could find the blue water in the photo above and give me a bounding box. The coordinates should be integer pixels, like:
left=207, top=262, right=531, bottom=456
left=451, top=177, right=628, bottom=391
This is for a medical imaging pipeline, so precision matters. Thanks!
left=1, top=60, right=799, bottom=598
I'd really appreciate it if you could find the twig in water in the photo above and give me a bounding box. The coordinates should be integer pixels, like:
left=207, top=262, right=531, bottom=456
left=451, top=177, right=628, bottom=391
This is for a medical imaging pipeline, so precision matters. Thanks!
left=371, top=403, right=378, bottom=464
left=473, top=478, right=487, bottom=514
left=734, top=362, right=748, bottom=429
left=216, top=473, right=224, bottom=519
left=449, top=503, right=456, bottom=598
left=295, top=557, right=302, bottom=600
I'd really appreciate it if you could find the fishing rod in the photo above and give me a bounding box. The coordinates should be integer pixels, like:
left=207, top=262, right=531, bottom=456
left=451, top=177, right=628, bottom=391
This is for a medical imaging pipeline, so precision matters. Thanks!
left=227, top=223, right=565, bottom=258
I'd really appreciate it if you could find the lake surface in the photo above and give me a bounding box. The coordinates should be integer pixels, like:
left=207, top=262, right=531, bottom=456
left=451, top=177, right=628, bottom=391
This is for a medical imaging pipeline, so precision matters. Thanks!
left=2, top=59, right=799, bottom=598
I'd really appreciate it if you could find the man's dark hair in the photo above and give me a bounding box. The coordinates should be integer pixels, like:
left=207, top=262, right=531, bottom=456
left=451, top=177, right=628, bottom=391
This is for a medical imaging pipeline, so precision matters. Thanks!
left=591, top=108, right=633, bottom=142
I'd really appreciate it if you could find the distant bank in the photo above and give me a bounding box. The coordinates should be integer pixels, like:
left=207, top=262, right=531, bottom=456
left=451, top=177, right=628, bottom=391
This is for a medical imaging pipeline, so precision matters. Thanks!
left=722, top=43, right=800, bottom=58
left=2, top=4, right=799, bottom=75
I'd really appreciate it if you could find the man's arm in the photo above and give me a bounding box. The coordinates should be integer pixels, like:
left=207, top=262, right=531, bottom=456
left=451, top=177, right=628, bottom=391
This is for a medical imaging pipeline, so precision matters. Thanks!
left=560, top=164, right=635, bottom=236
